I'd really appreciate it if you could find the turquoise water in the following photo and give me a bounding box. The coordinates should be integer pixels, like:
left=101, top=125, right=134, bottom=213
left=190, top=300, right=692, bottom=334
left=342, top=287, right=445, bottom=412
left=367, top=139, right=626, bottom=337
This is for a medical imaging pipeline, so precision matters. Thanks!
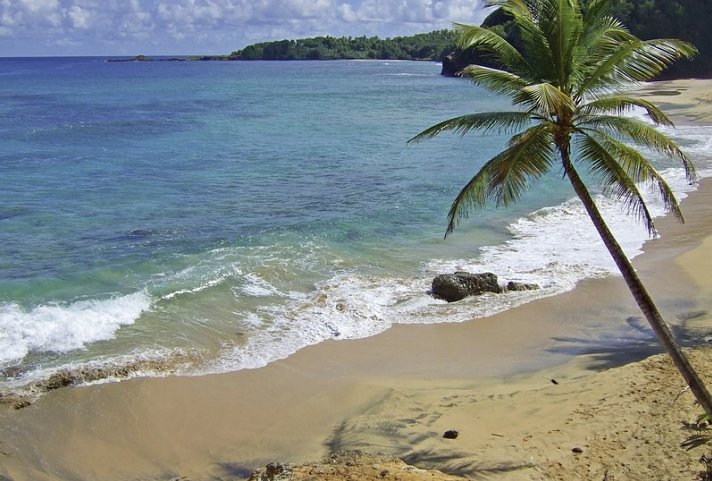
left=1, top=57, right=711, bottom=388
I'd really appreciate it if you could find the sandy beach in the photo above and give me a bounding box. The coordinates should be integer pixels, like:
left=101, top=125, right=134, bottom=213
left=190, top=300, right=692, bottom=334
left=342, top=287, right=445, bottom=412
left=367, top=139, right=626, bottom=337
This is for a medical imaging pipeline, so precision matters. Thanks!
left=2, top=78, right=712, bottom=481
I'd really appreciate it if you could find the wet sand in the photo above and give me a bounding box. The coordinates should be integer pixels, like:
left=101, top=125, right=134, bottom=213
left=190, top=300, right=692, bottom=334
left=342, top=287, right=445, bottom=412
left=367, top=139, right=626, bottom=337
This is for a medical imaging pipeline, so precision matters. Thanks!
left=2, top=79, right=712, bottom=481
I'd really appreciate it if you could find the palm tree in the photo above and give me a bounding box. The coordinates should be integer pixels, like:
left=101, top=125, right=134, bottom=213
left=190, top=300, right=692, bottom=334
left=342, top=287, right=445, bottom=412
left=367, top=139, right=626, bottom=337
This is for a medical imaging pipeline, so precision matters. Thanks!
left=409, top=0, right=712, bottom=416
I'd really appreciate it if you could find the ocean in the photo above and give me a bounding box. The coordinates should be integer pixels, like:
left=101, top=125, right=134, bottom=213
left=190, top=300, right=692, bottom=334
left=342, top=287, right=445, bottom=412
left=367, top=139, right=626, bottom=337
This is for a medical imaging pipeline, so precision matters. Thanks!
left=1, top=57, right=711, bottom=392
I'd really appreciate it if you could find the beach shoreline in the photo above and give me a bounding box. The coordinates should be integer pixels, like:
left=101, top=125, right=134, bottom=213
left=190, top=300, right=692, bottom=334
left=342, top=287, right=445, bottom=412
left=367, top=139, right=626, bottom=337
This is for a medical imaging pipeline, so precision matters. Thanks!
left=2, top=78, right=712, bottom=481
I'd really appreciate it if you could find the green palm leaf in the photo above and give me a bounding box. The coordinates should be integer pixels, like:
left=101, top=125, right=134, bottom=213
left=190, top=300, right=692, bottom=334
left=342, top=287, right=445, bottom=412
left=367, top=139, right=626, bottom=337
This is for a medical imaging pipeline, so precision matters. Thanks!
left=617, top=39, right=697, bottom=83
left=446, top=123, right=554, bottom=235
left=459, top=65, right=531, bottom=100
left=523, top=82, right=574, bottom=117
left=580, top=95, right=673, bottom=126
left=579, top=116, right=696, bottom=179
left=454, top=22, right=531, bottom=76
left=577, top=134, right=662, bottom=234
left=584, top=131, right=684, bottom=221
left=407, top=111, right=533, bottom=144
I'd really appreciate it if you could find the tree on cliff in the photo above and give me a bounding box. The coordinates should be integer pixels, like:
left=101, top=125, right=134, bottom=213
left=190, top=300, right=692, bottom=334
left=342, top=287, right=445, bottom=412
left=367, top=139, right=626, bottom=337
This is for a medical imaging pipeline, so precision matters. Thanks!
left=409, top=0, right=712, bottom=416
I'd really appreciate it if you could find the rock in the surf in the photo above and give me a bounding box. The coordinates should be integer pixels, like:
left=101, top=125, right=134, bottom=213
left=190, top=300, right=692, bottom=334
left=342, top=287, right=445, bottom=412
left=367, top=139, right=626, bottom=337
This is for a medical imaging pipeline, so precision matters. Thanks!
left=431, top=272, right=502, bottom=302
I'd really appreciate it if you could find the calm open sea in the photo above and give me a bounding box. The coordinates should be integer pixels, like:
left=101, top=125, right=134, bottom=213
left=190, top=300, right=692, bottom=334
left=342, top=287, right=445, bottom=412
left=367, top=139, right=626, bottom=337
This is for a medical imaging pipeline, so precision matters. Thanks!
left=1, top=57, right=711, bottom=390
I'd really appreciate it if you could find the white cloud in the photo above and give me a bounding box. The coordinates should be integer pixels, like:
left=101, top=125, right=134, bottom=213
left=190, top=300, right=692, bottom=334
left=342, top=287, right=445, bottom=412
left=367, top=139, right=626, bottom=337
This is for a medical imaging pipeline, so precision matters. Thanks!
left=334, top=0, right=483, bottom=25
left=0, top=0, right=488, bottom=56
left=19, top=0, right=59, bottom=14
left=67, top=5, right=91, bottom=29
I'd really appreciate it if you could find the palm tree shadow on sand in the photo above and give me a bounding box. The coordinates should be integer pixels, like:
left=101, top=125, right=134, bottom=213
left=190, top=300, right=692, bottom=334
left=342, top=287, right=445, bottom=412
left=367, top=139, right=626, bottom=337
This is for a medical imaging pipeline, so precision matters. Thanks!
left=548, top=310, right=712, bottom=371
left=401, top=449, right=533, bottom=478
left=325, top=423, right=533, bottom=478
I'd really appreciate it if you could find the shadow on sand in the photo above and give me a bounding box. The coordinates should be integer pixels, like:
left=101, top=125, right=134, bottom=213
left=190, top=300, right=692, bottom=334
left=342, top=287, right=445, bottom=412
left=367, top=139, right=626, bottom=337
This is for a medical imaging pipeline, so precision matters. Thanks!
left=548, top=310, right=712, bottom=371
left=402, top=449, right=532, bottom=478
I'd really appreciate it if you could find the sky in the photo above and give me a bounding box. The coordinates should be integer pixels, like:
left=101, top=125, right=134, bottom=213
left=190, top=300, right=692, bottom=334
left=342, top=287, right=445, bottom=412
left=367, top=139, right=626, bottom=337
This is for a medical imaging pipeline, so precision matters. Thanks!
left=0, top=0, right=490, bottom=57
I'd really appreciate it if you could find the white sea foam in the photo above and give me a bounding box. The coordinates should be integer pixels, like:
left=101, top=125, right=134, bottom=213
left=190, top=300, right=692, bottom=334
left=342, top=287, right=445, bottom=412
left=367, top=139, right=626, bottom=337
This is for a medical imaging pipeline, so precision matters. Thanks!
left=161, top=277, right=226, bottom=300
left=208, top=146, right=711, bottom=373
left=239, top=273, right=286, bottom=297
left=0, top=292, right=150, bottom=367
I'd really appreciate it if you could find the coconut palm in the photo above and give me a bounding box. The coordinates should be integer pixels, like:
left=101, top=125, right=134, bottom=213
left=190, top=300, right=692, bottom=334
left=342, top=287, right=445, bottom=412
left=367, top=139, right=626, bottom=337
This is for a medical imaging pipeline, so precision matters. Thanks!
left=409, top=0, right=712, bottom=416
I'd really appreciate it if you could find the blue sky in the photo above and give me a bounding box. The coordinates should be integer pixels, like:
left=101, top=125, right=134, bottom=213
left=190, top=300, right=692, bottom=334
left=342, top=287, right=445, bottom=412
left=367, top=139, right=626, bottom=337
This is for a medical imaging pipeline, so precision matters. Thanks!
left=0, top=0, right=490, bottom=57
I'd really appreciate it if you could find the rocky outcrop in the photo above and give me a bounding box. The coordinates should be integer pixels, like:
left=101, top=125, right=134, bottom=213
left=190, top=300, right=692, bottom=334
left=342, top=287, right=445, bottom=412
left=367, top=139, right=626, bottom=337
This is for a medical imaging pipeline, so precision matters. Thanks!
left=0, top=392, right=32, bottom=410
left=440, top=52, right=463, bottom=77
left=250, top=462, right=294, bottom=481
left=249, top=451, right=464, bottom=481
left=431, top=272, right=540, bottom=302
left=0, top=351, right=201, bottom=410
left=431, top=272, right=502, bottom=302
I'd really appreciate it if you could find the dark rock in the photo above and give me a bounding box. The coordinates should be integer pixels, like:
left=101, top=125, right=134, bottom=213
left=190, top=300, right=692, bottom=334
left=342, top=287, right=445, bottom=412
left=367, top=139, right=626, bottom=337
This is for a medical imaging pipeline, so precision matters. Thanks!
left=572, top=447, right=583, bottom=454
left=506, top=281, right=540, bottom=292
left=249, top=462, right=294, bottom=481
left=440, top=53, right=462, bottom=76
left=44, top=370, right=74, bottom=390
left=0, top=393, right=33, bottom=410
left=431, top=272, right=502, bottom=302
left=443, top=430, right=459, bottom=439
left=12, top=398, right=32, bottom=410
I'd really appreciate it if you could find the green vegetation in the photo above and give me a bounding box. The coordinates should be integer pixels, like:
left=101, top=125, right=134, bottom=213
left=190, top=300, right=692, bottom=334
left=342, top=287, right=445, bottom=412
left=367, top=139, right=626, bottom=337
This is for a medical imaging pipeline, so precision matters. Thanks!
left=445, top=0, right=712, bottom=78
left=227, top=30, right=457, bottom=61
left=409, top=0, right=712, bottom=416
left=610, top=0, right=711, bottom=77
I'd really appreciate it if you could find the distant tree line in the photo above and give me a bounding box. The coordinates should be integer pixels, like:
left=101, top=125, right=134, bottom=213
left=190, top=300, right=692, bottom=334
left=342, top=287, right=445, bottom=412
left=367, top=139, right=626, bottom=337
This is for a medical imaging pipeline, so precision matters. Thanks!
left=226, top=30, right=457, bottom=61
left=443, top=0, right=712, bottom=79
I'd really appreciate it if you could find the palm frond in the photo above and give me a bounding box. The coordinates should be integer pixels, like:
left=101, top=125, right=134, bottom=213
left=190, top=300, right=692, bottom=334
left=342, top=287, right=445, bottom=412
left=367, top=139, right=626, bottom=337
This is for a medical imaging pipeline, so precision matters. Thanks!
left=575, top=39, right=642, bottom=96
left=407, top=111, right=533, bottom=144
left=541, top=0, right=583, bottom=90
left=577, top=130, right=685, bottom=229
left=578, top=116, right=696, bottom=180
left=615, top=39, right=697, bottom=84
left=576, top=134, right=658, bottom=233
left=454, top=22, right=530, bottom=76
left=446, top=123, right=554, bottom=235
left=580, top=0, right=621, bottom=36
left=502, top=0, right=556, bottom=81
left=573, top=1, right=636, bottom=95
left=522, top=82, right=574, bottom=117
left=460, top=65, right=530, bottom=100
left=580, top=95, right=673, bottom=126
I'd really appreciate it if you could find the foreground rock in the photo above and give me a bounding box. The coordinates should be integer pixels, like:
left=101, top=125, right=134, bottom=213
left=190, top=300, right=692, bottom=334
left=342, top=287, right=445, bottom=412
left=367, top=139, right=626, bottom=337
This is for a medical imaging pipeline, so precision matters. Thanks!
left=431, top=272, right=502, bottom=302
left=249, top=451, right=465, bottom=481
left=431, top=272, right=540, bottom=302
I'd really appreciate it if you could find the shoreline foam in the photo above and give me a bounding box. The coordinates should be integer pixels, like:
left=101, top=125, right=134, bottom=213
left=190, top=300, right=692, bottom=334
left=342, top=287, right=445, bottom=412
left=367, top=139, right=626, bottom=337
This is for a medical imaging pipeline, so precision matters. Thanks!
left=2, top=78, right=712, bottom=481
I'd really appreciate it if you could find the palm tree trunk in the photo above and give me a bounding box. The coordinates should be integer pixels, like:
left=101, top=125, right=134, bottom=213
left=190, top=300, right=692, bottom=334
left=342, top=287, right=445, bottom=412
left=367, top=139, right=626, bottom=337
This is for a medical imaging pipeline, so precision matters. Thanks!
left=561, top=149, right=712, bottom=418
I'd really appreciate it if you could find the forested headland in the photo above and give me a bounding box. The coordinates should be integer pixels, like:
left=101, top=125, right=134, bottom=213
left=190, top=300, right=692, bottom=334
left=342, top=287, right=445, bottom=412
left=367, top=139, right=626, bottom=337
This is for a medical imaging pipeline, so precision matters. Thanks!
left=205, top=30, right=456, bottom=62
